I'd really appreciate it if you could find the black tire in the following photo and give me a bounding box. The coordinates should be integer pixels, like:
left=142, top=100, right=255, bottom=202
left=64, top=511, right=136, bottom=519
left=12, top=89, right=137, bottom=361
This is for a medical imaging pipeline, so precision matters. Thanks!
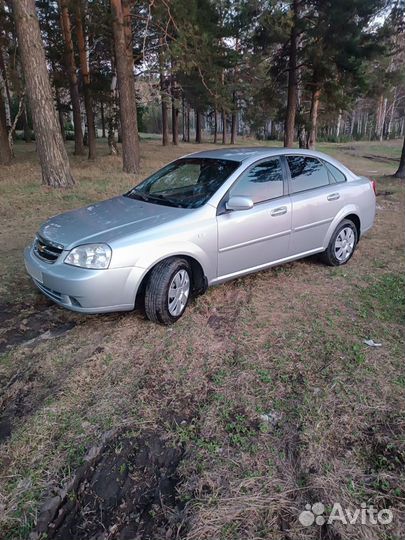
left=320, top=219, right=358, bottom=266
left=144, top=257, right=191, bottom=324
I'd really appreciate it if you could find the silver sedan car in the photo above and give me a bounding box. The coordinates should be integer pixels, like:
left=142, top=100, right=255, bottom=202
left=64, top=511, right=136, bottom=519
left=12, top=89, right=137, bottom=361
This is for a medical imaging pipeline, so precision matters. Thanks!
left=24, top=148, right=376, bottom=324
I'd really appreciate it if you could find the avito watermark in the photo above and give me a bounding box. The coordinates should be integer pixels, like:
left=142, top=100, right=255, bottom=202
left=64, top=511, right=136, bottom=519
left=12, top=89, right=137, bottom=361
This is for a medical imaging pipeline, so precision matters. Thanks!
left=299, top=502, right=393, bottom=527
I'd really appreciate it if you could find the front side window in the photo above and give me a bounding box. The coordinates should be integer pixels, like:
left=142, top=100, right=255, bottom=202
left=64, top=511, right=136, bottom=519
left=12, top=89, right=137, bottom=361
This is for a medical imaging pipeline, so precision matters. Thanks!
left=287, top=156, right=330, bottom=194
left=229, top=158, right=284, bottom=204
left=125, top=158, right=240, bottom=209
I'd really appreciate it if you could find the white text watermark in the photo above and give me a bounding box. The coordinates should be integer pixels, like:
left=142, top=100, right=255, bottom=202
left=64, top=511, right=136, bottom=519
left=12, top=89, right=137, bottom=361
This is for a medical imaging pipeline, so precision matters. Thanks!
left=299, top=502, right=393, bottom=527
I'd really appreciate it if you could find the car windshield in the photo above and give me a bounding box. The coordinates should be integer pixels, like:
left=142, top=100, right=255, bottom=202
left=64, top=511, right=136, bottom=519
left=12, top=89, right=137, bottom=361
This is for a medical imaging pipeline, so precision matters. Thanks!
left=125, top=157, right=240, bottom=209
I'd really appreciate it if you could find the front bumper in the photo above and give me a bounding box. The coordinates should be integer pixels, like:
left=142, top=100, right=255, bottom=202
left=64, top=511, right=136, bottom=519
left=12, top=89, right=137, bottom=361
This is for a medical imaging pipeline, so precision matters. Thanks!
left=24, top=245, right=145, bottom=313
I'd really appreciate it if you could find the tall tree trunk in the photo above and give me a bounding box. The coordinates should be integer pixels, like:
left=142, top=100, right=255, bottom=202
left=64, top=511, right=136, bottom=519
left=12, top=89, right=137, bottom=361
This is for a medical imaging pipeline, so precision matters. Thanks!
left=336, top=109, right=342, bottom=138
left=75, top=0, right=96, bottom=159
left=111, top=0, right=140, bottom=172
left=356, top=112, right=361, bottom=136
left=50, top=58, right=66, bottom=141
left=386, top=88, right=397, bottom=140
left=375, top=94, right=384, bottom=140
left=0, top=47, right=11, bottom=127
left=195, top=110, right=201, bottom=143
left=0, top=86, right=11, bottom=164
left=231, top=93, right=237, bottom=145
left=8, top=94, right=25, bottom=156
left=350, top=110, right=356, bottom=137
left=296, top=63, right=306, bottom=147
left=364, top=112, right=369, bottom=139
left=54, top=85, right=66, bottom=140
left=231, top=111, right=237, bottom=144
left=284, top=0, right=298, bottom=148
left=185, top=104, right=190, bottom=142
left=171, top=71, right=179, bottom=145
left=221, top=109, right=227, bottom=144
left=108, top=56, right=119, bottom=155
left=12, top=0, right=74, bottom=186
left=213, top=108, right=218, bottom=143
left=380, top=97, right=387, bottom=141
left=221, top=67, right=227, bottom=145
left=307, top=87, right=321, bottom=150
left=58, top=0, right=85, bottom=155
left=22, top=99, right=31, bottom=142
left=182, top=96, right=186, bottom=142
left=298, top=125, right=306, bottom=148
left=158, top=36, right=169, bottom=145
left=267, top=119, right=272, bottom=139
left=122, top=0, right=140, bottom=145
left=394, top=136, right=405, bottom=178
left=100, top=101, right=106, bottom=138
left=160, top=81, right=169, bottom=145
left=172, top=98, right=179, bottom=145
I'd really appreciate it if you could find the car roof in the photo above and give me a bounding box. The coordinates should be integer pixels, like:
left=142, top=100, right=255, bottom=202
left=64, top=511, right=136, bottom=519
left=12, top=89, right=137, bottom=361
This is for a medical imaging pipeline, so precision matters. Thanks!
left=186, top=146, right=337, bottom=163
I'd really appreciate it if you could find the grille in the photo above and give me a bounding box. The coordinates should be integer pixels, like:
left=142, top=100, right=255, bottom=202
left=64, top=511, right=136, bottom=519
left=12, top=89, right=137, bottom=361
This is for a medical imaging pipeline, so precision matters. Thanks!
left=33, top=235, right=64, bottom=263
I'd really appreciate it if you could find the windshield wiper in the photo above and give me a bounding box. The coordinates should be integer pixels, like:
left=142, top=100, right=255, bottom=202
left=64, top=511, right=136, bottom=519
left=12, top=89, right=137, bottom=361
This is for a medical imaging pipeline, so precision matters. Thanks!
left=147, top=193, right=183, bottom=207
left=125, top=191, right=153, bottom=202
left=126, top=190, right=183, bottom=208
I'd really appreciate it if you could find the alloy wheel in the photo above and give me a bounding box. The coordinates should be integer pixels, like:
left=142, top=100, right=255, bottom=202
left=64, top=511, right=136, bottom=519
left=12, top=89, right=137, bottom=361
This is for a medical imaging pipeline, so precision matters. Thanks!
left=168, top=269, right=190, bottom=316
left=334, top=226, right=355, bottom=262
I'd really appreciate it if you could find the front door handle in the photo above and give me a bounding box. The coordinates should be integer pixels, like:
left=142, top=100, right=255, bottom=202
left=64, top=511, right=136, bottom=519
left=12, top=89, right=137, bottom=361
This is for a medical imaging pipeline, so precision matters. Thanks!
left=270, top=206, right=287, bottom=217
left=327, top=193, right=340, bottom=201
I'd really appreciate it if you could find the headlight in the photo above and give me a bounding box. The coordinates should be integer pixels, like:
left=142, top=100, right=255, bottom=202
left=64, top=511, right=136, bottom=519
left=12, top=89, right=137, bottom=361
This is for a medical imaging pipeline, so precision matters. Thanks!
left=64, top=244, right=112, bottom=269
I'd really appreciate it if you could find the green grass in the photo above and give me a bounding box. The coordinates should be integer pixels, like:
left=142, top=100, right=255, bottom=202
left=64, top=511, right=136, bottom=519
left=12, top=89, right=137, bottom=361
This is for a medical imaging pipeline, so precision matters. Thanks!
left=358, top=273, right=405, bottom=323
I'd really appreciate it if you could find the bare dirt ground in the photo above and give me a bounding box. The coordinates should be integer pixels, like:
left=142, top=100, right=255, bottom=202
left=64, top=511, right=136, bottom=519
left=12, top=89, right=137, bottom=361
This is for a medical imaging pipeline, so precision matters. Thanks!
left=0, top=138, right=404, bottom=540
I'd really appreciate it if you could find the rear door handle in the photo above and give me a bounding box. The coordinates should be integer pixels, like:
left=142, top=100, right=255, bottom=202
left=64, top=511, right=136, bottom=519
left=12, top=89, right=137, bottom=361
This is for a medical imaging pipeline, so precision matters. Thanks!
left=270, top=206, right=287, bottom=216
left=327, top=193, right=340, bottom=201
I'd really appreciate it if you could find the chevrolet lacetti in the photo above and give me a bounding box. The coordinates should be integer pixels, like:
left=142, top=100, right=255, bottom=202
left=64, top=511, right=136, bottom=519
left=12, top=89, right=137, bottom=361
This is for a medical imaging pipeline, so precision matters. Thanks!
left=24, top=148, right=376, bottom=324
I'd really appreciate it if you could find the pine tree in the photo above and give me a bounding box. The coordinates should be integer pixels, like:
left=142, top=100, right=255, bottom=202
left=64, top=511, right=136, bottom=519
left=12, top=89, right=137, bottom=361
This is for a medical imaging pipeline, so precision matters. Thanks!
left=302, top=0, right=390, bottom=148
left=284, top=0, right=299, bottom=147
left=12, top=0, right=74, bottom=187
left=58, top=0, right=85, bottom=155
left=395, top=136, right=405, bottom=178
left=75, top=0, right=96, bottom=160
left=0, top=83, right=11, bottom=164
left=111, top=0, right=140, bottom=173
left=158, top=36, right=169, bottom=146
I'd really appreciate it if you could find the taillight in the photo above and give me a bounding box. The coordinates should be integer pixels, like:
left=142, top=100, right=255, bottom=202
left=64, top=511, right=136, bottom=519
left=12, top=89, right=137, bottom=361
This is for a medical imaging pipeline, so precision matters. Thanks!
left=371, top=179, right=376, bottom=195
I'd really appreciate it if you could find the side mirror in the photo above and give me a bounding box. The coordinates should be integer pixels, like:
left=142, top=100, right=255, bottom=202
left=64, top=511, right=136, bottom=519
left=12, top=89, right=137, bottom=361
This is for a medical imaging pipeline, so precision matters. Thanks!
left=225, top=196, right=254, bottom=211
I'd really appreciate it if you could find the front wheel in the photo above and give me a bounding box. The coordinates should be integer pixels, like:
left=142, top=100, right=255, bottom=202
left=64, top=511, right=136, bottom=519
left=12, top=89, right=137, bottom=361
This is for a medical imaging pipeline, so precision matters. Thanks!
left=144, top=258, right=191, bottom=324
left=320, top=219, right=358, bottom=266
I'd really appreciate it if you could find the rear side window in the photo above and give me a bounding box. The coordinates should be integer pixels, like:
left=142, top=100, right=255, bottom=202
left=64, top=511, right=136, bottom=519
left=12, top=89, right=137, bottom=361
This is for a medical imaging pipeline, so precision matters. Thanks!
left=286, top=156, right=330, bottom=194
left=324, top=161, right=347, bottom=183
left=229, top=158, right=284, bottom=203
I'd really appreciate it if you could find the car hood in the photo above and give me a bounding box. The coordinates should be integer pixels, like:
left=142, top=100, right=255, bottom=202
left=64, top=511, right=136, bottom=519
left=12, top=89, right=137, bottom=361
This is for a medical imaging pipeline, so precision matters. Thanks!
left=39, top=196, right=188, bottom=249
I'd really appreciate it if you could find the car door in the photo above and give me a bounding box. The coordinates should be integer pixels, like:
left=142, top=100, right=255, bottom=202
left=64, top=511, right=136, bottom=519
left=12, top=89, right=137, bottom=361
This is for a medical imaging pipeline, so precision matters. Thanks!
left=217, top=157, right=292, bottom=278
left=285, top=155, right=346, bottom=256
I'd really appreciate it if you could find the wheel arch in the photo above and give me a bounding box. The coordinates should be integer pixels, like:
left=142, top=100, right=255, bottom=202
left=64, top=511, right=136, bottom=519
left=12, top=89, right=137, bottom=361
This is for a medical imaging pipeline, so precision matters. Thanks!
left=344, top=213, right=361, bottom=239
left=134, top=254, right=207, bottom=309
left=324, top=205, right=362, bottom=248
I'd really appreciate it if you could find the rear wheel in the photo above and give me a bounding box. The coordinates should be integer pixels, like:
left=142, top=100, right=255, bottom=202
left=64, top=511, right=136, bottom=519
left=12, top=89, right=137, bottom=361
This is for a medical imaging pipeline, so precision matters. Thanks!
left=144, top=258, right=191, bottom=324
left=320, top=219, right=358, bottom=266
